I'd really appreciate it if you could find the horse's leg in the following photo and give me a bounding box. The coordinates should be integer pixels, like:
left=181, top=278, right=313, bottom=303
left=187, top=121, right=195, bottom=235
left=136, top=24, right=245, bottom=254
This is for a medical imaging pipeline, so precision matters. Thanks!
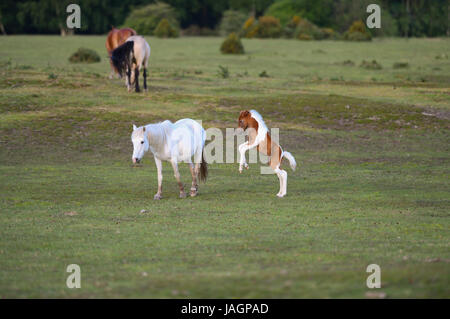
left=134, top=67, right=140, bottom=92
left=143, top=68, right=147, bottom=92
left=274, top=166, right=287, bottom=198
left=188, top=162, right=198, bottom=197
left=171, top=160, right=186, bottom=198
left=126, top=66, right=132, bottom=92
left=154, top=157, right=163, bottom=200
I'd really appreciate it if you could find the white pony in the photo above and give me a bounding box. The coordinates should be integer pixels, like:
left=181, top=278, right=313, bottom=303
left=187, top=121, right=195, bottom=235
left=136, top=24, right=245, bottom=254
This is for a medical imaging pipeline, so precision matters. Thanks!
left=131, top=119, right=208, bottom=200
left=111, top=35, right=151, bottom=92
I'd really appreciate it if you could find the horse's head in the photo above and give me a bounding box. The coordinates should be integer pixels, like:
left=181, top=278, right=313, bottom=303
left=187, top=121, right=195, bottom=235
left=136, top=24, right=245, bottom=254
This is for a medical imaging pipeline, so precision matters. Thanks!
left=131, top=124, right=149, bottom=164
left=238, top=110, right=251, bottom=131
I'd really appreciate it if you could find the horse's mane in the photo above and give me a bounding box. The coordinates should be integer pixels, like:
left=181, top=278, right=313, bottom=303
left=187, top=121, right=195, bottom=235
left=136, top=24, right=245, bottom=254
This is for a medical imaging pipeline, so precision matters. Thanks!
left=249, top=110, right=269, bottom=132
left=110, top=40, right=134, bottom=77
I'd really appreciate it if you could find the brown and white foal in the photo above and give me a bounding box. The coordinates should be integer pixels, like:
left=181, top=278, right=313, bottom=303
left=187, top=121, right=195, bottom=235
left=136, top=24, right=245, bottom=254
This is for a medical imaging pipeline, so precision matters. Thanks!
left=238, top=110, right=297, bottom=197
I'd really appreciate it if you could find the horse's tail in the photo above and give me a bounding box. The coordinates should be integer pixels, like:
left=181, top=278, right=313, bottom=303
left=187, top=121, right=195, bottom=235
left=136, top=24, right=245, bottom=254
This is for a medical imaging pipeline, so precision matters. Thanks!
left=199, top=149, right=208, bottom=182
left=282, top=151, right=297, bottom=171
left=111, top=40, right=134, bottom=77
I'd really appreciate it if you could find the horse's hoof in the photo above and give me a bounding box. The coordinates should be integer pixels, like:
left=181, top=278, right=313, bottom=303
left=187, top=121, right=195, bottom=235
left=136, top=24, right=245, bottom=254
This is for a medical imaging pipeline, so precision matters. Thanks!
left=179, top=192, right=187, bottom=198
left=277, top=193, right=286, bottom=198
left=153, top=194, right=162, bottom=200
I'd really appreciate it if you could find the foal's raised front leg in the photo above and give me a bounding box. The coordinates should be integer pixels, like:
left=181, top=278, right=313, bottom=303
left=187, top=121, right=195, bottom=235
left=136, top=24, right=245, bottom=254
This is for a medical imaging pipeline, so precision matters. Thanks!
left=238, top=141, right=254, bottom=173
left=171, top=160, right=186, bottom=198
left=154, top=157, right=163, bottom=200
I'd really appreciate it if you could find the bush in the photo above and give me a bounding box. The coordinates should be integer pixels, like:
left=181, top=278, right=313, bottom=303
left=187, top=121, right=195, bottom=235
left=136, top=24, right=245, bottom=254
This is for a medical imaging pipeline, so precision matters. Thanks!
left=220, top=33, right=244, bottom=54
left=294, top=18, right=325, bottom=40
left=69, top=48, right=101, bottom=63
left=283, top=15, right=302, bottom=38
left=256, top=16, right=282, bottom=38
left=219, top=10, right=248, bottom=36
left=241, top=17, right=258, bottom=38
left=265, top=0, right=334, bottom=27
left=122, top=3, right=179, bottom=35
left=217, top=65, right=230, bottom=78
left=344, top=20, right=372, bottom=41
left=154, top=18, right=179, bottom=38
left=321, top=27, right=340, bottom=40
left=265, top=0, right=303, bottom=26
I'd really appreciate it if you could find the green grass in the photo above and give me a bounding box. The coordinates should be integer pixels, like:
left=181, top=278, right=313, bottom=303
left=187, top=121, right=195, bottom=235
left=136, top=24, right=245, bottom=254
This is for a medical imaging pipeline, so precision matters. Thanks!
left=0, top=36, right=449, bottom=298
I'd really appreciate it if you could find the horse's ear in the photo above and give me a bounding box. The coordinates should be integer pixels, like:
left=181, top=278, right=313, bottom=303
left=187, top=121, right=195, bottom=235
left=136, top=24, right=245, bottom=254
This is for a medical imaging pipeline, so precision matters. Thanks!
left=240, top=110, right=250, bottom=117
left=132, top=124, right=137, bottom=131
left=142, top=126, right=145, bottom=132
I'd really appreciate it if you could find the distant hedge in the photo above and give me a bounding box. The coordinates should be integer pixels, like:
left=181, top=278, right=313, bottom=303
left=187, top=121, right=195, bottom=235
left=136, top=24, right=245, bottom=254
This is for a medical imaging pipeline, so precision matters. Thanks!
left=122, top=3, right=179, bottom=35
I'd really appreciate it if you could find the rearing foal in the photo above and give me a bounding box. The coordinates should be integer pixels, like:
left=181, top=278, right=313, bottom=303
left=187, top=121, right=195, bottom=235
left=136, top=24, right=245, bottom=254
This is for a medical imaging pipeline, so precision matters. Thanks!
left=238, top=110, right=297, bottom=197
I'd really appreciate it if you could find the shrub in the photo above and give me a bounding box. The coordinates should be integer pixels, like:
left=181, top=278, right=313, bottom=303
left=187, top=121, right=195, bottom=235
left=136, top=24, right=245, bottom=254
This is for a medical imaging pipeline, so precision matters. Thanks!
left=217, top=65, right=229, bottom=78
left=122, top=3, right=179, bottom=35
left=69, top=48, right=101, bottom=63
left=297, top=33, right=312, bottom=40
left=219, top=10, right=248, bottom=36
left=256, top=16, right=282, bottom=38
left=321, top=27, right=339, bottom=40
left=360, top=60, right=382, bottom=70
left=154, top=18, right=179, bottom=38
left=220, top=33, right=244, bottom=54
left=265, top=0, right=303, bottom=26
left=283, top=15, right=302, bottom=37
left=344, top=20, right=372, bottom=41
left=241, top=17, right=258, bottom=38
left=294, top=18, right=325, bottom=40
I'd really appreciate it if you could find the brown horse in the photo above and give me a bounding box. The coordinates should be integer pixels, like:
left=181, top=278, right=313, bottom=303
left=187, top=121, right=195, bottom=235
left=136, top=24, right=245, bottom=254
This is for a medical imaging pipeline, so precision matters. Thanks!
left=106, top=27, right=136, bottom=78
left=237, top=110, right=297, bottom=197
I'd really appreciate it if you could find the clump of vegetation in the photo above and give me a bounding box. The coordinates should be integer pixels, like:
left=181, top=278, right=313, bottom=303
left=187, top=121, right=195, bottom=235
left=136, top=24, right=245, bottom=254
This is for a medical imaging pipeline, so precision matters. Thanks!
left=259, top=70, right=270, bottom=78
left=341, top=60, right=355, bottom=66
left=69, top=48, right=101, bottom=63
left=393, top=62, right=409, bottom=69
left=295, top=18, right=325, bottom=40
left=344, top=20, right=372, bottom=41
left=154, top=18, right=179, bottom=38
left=241, top=17, right=258, bottom=38
left=219, top=10, right=248, bottom=36
left=360, top=60, right=382, bottom=70
left=220, top=33, right=244, bottom=54
left=435, top=53, right=448, bottom=59
left=283, top=15, right=302, bottom=37
left=217, top=65, right=230, bottom=78
left=255, top=16, right=282, bottom=38
left=122, top=2, right=179, bottom=35
left=321, top=27, right=339, bottom=40
left=264, top=0, right=303, bottom=26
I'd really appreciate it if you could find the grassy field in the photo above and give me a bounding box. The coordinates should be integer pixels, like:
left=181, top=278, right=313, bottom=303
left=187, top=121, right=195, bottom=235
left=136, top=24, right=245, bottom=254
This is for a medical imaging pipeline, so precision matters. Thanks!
left=0, top=35, right=449, bottom=298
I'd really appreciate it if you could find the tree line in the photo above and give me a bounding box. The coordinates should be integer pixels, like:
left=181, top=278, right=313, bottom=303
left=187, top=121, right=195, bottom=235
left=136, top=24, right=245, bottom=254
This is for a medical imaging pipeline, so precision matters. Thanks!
left=0, top=0, right=448, bottom=37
